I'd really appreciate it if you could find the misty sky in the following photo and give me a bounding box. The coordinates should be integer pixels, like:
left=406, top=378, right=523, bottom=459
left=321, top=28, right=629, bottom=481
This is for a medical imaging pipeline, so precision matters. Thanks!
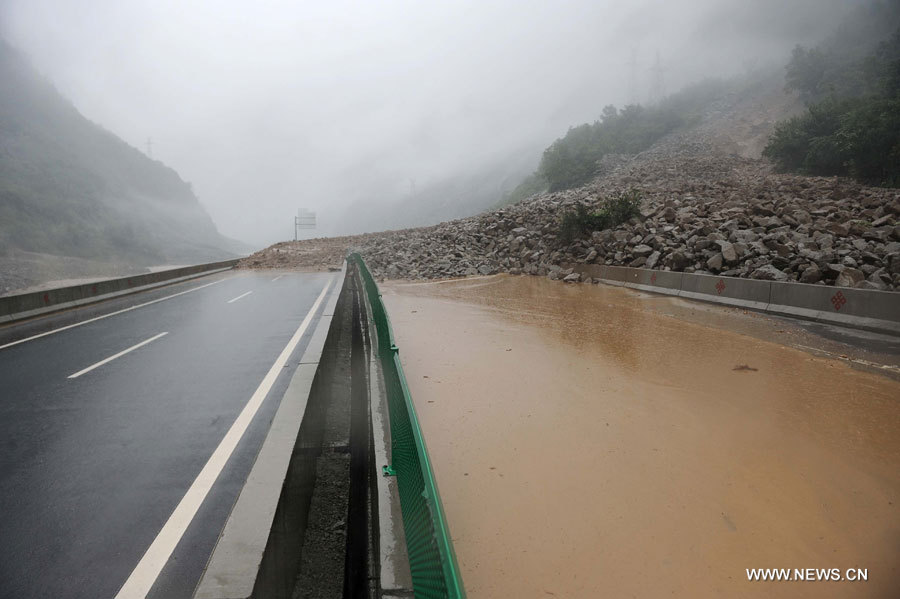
left=1, top=0, right=858, bottom=246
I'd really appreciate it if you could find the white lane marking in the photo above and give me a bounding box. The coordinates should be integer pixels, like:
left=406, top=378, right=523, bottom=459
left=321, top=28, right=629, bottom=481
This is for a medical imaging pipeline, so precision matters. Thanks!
left=794, top=344, right=900, bottom=373
left=0, top=278, right=228, bottom=351
left=114, top=277, right=334, bottom=599
left=68, top=332, right=169, bottom=379
left=226, top=290, right=253, bottom=304
left=271, top=275, right=284, bottom=282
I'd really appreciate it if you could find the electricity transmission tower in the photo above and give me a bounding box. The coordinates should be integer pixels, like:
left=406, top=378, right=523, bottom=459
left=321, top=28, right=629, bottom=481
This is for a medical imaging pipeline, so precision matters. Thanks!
left=146, top=137, right=153, bottom=158
left=649, top=50, right=666, bottom=105
left=626, top=48, right=638, bottom=106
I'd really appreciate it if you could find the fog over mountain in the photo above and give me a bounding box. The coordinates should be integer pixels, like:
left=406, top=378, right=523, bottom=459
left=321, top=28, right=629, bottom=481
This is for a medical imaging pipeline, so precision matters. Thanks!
left=1, top=0, right=863, bottom=246
left=0, top=39, right=251, bottom=293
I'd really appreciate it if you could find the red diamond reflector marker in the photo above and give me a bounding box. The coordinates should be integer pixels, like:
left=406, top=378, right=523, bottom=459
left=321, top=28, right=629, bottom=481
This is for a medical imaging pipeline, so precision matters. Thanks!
left=831, top=290, right=848, bottom=311
left=715, top=279, right=726, bottom=295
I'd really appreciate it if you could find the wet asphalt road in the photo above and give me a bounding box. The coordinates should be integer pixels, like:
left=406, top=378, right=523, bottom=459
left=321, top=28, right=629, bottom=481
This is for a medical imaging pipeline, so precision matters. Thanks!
left=0, top=270, right=334, bottom=599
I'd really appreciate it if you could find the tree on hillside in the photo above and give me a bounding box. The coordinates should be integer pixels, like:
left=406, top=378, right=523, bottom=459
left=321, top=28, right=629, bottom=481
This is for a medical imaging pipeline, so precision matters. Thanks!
left=765, top=5, right=900, bottom=188
left=537, top=103, right=686, bottom=192
left=785, top=46, right=832, bottom=103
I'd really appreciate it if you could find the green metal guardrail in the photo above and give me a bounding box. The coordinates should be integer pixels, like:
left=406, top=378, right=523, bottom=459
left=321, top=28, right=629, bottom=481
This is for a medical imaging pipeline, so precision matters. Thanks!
left=349, top=253, right=466, bottom=599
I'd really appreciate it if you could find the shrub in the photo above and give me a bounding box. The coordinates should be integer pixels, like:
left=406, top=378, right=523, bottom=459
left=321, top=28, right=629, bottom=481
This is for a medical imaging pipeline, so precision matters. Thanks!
left=560, top=203, right=606, bottom=243
left=540, top=105, right=685, bottom=192
left=763, top=96, right=900, bottom=186
left=604, top=189, right=642, bottom=227
left=559, top=190, right=642, bottom=243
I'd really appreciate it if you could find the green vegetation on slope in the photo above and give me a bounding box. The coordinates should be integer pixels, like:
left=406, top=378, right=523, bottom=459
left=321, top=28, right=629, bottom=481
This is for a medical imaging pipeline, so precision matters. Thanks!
left=764, top=2, right=900, bottom=186
left=504, top=79, right=729, bottom=202
left=540, top=104, right=682, bottom=192
left=0, top=41, right=241, bottom=264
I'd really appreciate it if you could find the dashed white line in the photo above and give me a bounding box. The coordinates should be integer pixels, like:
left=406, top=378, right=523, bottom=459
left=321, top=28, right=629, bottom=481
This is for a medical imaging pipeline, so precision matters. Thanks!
left=271, top=275, right=284, bottom=282
left=226, top=291, right=253, bottom=304
left=0, top=278, right=228, bottom=351
left=67, top=332, right=168, bottom=379
left=113, top=277, right=333, bottom=599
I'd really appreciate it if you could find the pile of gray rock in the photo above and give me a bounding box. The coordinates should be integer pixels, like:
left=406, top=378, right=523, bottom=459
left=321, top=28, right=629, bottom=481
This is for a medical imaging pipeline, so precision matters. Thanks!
left=237, top=237, right=353, bottom=271
left=242, top=70, right=900, bottom=291
left=354, top=151, right=900, bottom=291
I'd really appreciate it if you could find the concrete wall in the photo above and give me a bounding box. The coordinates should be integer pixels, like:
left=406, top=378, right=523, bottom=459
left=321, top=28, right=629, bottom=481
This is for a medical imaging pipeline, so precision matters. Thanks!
left=566, top=264, right=900, bottom=337
left=0, top=259, right=240, bottom=324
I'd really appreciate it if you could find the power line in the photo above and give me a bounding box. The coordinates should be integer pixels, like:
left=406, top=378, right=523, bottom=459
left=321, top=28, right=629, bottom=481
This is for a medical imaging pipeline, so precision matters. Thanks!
left=626, top=48, right=638, bottom=106
left=649, top=50, right=666, bottom=105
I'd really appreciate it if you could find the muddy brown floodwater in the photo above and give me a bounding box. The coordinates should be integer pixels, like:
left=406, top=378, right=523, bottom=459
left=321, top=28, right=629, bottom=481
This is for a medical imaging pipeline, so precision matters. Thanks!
left=381, top=275, right=900, bottom=599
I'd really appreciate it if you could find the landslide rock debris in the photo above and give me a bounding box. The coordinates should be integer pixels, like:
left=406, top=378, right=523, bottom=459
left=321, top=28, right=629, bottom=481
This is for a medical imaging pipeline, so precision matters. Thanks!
left=240, top=147, right=900, bottom=292
left=237, top=236, right=352, bottom=271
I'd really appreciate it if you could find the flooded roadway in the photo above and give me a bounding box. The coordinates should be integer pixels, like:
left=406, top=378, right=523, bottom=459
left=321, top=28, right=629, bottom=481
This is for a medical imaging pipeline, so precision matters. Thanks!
left=382, top=275, right=900, bottom=599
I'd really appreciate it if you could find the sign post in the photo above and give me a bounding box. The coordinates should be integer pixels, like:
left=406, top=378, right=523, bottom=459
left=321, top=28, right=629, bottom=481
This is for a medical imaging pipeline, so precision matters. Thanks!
left=294, top=208, right=316, bottom=240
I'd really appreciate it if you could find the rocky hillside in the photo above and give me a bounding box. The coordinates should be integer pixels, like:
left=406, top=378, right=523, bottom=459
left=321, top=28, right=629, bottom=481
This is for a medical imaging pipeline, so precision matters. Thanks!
left=241, top=72, right=899, bottom=292
left=353, top=154, right=899, bottom=291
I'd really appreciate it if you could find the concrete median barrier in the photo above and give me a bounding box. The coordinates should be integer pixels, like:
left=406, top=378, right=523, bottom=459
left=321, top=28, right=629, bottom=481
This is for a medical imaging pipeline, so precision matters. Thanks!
left=626, top=269, right=683, bottom=296
left=575, top=264, right=605, bottom=282
left=0, top=259, right=240, bottom=324
left=565, top=263, right=900, bottom=337
left=601, top=265, right=631, bottom=285
left=767, top=281, right=900, bottom=336
left=679, top=272, right=772, bottom=311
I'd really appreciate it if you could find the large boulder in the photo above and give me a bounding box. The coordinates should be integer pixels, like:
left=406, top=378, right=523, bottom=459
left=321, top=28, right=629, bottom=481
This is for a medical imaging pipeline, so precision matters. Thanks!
left=835, top=267, right=865, bottom=288
left=718, top=241, right=740, bottom=265
left=706, top=253, right=724, bottom=272
left=668, top=250, right=691, bottom=271
left=799, top=264, right=822, bottom=284
left=750, top=265, right=789, bottom=281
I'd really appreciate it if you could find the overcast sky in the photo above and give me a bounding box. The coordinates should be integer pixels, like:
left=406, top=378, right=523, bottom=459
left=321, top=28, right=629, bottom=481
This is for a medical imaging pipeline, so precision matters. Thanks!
left=0, top=0, right=857, bottom=246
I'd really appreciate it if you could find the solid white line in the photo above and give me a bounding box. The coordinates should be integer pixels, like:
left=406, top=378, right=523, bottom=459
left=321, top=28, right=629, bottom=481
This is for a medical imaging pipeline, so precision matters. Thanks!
left=68, top=332, right=169, bottom=379
left=114, top=277, right=334, bottom=599
left=795, top=344, right=900, bottom=373
left=226, top=291, right=253, bottom=304
left=271, top=275, right=284, bottom=282
left=0, top=278, right=228, bottom=351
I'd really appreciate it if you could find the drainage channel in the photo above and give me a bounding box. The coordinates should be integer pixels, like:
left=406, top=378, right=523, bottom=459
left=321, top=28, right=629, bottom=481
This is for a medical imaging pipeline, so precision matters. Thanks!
left=290, top=268, right=376, bottom=598
left=194, top=265, right=394, bottom=599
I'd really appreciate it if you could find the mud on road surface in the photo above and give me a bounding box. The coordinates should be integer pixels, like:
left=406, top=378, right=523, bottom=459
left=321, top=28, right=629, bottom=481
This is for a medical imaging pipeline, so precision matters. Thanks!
left=382, top=275, right=900, bottom=598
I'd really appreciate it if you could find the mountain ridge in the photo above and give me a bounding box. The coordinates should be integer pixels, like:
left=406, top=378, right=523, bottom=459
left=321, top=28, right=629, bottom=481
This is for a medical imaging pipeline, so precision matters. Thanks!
left=0, top=40, right=245, bottom=293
